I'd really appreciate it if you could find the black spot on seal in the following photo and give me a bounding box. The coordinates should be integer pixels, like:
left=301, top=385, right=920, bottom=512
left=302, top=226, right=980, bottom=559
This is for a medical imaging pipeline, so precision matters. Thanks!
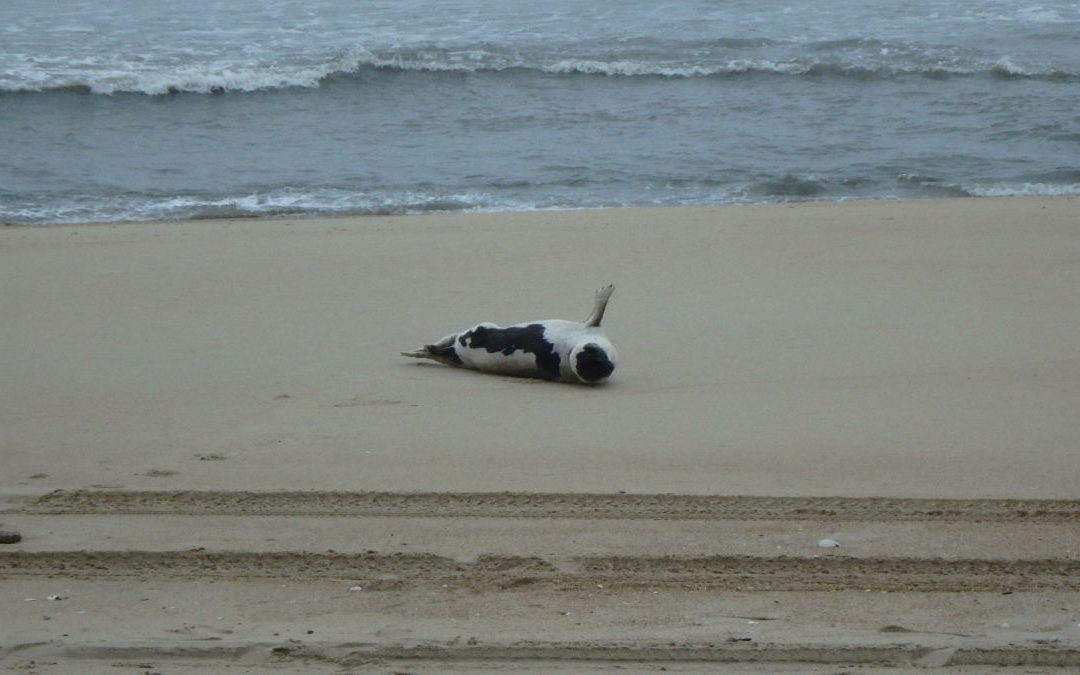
left=458, top=323, right=561, bottom=379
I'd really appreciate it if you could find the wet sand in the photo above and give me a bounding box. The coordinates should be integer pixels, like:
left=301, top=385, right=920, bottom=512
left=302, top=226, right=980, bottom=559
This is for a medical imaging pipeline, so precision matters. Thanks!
left=2, top=197, right=1079, bottom=671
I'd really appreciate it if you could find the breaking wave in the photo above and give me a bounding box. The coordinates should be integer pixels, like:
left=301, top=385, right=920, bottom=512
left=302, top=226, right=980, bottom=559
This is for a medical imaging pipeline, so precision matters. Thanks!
left=0, top=187, right=542, bottom=225
left=8, top=173, right=1079, bottom=225
left=3, top=42, right=1077, bottom=96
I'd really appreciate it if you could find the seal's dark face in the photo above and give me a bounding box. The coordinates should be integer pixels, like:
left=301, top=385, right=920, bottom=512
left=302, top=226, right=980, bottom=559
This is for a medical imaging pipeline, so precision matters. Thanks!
left=573, top=343, right=615, bottom=383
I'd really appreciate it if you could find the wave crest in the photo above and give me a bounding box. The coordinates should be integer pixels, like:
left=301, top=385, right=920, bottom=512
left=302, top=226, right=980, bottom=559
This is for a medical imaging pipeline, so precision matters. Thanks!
left=0, top=187, right=523, bottom=225
left=3, top=42, right=1077, bottom=96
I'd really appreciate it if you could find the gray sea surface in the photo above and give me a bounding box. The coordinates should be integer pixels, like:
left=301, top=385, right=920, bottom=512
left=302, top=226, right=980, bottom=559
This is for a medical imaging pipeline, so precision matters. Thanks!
left=2, top=0, right=1078, bottom=224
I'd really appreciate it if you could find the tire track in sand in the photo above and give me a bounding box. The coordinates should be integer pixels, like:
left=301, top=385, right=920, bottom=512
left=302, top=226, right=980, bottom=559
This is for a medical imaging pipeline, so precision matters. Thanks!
left=16, top=489, right=1080, bottom=521
left=31, top=641, right=1080, bottom=670
left=6, top=490, right=1080, bottom=669
left=2, top=550, right=1077, bottom=592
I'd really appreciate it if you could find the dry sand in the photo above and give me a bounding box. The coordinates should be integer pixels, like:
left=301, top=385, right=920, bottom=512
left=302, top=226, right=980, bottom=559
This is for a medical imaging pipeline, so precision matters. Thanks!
left=2, top=197, right=1079, bottom=672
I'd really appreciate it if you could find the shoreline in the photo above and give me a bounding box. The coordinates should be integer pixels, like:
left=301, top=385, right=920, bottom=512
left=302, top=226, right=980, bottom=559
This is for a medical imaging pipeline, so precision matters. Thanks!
left=4, top=193, right=1077, bottom=230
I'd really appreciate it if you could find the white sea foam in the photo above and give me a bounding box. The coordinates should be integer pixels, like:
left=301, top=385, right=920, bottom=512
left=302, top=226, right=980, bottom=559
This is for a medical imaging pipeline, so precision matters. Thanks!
left=961, top=182, right=1080, bottom=198
left=541, top=58, right=815, bottom=77
left=0, top=53, right=366, bottom=95
left=1, top=188, right=535, bottom=225
left=990, top=56, right=1029, bottom=77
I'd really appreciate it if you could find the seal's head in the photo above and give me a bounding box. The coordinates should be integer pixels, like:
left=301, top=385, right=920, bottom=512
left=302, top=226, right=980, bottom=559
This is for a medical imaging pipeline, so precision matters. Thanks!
left=570, top=341, right=617, bottom=384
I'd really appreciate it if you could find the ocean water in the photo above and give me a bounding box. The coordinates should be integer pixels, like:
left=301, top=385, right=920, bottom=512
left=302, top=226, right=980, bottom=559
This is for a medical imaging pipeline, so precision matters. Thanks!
left=1, top=0, right=1078, bottom=224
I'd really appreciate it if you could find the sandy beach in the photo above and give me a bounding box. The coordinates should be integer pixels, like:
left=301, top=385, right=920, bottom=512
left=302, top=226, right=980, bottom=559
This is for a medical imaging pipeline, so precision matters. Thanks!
left=2, top=197, right=1080, bottom=672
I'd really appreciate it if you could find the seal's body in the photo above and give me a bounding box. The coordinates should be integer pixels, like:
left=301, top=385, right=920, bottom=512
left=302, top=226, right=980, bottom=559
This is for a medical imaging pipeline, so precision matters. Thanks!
left=402, top=285, right=618, bottom=384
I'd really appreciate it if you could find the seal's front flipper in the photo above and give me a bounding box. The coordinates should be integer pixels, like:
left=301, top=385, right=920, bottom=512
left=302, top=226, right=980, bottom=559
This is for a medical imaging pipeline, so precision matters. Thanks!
left=583, top=284, right=615, bottom=328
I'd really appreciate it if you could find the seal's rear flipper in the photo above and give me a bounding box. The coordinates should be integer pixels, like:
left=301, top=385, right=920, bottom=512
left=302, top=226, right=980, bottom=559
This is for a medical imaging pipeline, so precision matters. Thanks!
left=583, top=284, right=615, bottom=328
left=401, top=334, right=462, bottom=366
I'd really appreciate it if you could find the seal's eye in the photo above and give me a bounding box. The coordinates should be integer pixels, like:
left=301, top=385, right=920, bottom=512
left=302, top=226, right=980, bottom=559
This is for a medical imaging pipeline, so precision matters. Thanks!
left=575, top=344, right=615, bottom=382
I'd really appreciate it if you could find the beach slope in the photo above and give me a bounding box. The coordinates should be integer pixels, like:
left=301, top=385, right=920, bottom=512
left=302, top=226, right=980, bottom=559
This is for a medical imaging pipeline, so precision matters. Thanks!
left=2, top=197, right=1079, bottom=671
